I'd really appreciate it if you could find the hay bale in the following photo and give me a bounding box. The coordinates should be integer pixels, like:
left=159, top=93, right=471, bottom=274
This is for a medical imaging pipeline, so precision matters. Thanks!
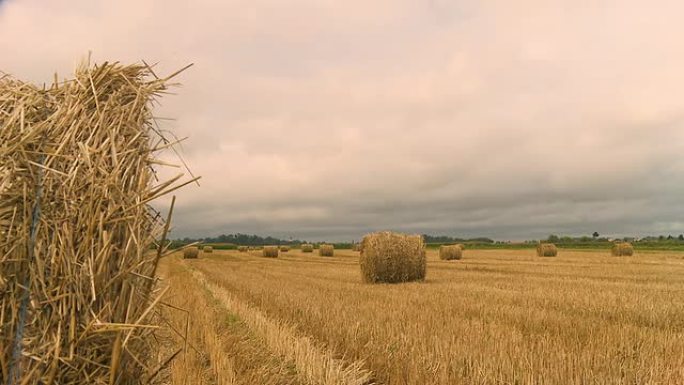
left=537, top=243, right=558, bottom=257
left=237, top=246, right=248, bottom=252
left=202, top=246, right=213, bottom=253
left=0, top=62, right=192, bottom=384
left=184, top=246, right=200, bottom=259
left=439, top=244, right=463, bottom=260
left=280, top=245, right=291, bottom=252
left=611, top=242, right=634, bottom=256
left=302, top=244, right=314, bottom=253
left=319, top=244, right=334, bottom=257
left=360, top=231, right=426, bottom=283
left=263, top=246, right=279, bottom=258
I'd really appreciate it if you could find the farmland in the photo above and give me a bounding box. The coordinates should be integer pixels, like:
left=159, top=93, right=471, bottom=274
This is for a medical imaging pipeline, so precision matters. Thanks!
left=161, top=248, right=684, bottom=385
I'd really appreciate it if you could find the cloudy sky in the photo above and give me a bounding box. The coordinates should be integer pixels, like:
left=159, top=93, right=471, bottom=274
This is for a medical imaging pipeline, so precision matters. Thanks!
left=2, top=0, right=684, bottom=241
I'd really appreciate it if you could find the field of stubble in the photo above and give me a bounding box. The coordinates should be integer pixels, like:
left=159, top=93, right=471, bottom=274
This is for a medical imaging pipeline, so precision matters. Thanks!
left=160, top=248, right=684, bottom=385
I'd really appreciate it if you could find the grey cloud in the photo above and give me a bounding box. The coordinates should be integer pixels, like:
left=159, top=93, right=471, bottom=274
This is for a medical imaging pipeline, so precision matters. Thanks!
left=2, top=0, right=684, bottom=241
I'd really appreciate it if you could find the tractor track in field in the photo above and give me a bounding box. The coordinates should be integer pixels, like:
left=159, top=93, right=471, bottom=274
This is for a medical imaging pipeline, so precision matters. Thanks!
left=183, top=262, right=377, bottom=385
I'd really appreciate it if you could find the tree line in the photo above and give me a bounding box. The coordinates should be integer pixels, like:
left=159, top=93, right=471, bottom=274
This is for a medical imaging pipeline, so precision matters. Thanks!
left=171, top=232, right=684, bottom=247
left=544, top=233, right=684, bottom=243
left=173, top=233, right=497, bottom=246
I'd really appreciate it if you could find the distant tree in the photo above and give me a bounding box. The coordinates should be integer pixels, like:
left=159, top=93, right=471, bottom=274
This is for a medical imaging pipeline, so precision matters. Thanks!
left=679, top=234, right=684, bottom=241
left=470, top=237, right=495, bottom=243
left=421, top=234, right=493, bottom=244
left=174, top=233, right=307, bottom=246
left=667, top=235, right=674, bottom=240
left=592, top=231, right=599, bottom=239
left=659, top=235, right=665, bottom=241
left=547, top=234, right=560, bottom=243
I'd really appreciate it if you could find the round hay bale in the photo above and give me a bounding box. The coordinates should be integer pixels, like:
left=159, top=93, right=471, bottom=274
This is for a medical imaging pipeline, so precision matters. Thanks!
left=439, top=244, right=463, bottom=260
left=360, top=231, right=426, bottom=283
left=263, top=246, right=279, bottom=258
left=237, top=246, right=248, bottom=252
left=611, top=242, right=634, bottom=256
left=202, top=246, right=213, bottom=253
left=536, top=243, right=558, bottom=257
left=280, top=245, right=291, bottom=252
left=301, top=244, right=314, bottom=253
left=183, top=246, right=199, bottom=259
left=319, top=244, right=334, bottom=257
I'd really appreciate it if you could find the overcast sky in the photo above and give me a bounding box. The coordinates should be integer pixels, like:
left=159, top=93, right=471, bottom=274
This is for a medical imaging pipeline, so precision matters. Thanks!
left=2, top=0, right=684, bottom=241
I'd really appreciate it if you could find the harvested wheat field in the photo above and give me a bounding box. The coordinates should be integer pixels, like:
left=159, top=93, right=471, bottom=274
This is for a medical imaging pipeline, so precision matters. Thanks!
left=162, top=247, right=684, bottom=385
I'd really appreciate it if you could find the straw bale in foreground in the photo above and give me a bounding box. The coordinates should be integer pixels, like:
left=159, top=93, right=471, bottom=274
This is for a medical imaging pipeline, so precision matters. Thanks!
left=0, top=61, right=191, bottom=384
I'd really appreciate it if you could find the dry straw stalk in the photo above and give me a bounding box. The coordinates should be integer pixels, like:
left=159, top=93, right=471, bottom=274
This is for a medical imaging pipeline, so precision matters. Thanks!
left=319, top=244, right=334, bottom=257
left=439, top=244, right=463, bottom=260
left=360, top=231, right=426, bottom=283
left=0, top=61, right=193, bottom=384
